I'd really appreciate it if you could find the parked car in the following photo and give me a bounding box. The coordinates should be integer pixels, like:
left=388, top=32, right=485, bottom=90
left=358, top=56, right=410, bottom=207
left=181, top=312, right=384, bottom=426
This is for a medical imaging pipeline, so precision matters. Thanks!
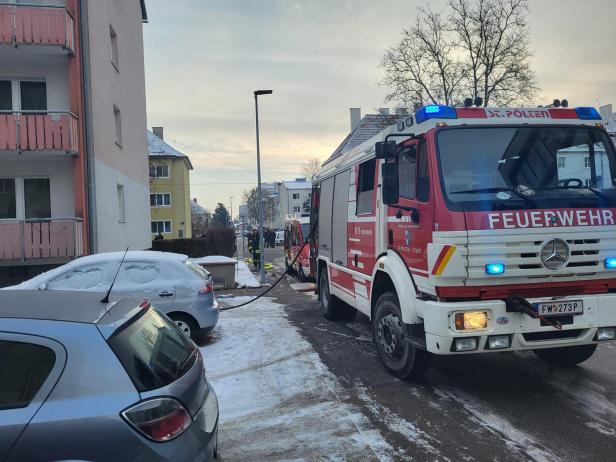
left=0, top=290, right=219, bottom=461
left=5, top=251, right=218, bottom=341
left=275, top=230, right=285, bottom=246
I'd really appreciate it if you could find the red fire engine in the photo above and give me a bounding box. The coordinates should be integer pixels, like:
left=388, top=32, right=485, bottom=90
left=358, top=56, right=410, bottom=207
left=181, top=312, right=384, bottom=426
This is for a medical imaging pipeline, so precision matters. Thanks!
left=284, top=214, right=312, bottom=281
left=312, top=104, right=616, bottom=378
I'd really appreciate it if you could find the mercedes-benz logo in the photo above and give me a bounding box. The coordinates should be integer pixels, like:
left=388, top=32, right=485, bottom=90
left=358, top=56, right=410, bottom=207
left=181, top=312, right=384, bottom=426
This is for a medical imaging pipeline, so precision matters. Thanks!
left=540, top=238, right=570, bottom=270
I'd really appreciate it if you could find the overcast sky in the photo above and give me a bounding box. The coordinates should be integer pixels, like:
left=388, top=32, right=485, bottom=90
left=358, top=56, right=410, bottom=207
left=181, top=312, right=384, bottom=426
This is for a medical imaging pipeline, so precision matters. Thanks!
left=143, top=0, right=616, bottom=213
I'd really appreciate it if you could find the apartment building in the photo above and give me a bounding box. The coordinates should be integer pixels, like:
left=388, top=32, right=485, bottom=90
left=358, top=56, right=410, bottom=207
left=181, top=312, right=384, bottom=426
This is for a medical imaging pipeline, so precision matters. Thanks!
left=279, top=178, right=311, bottom=221
left=0, top=0, right=150, bottom=269
left=148, top=127, right=193, bottom=239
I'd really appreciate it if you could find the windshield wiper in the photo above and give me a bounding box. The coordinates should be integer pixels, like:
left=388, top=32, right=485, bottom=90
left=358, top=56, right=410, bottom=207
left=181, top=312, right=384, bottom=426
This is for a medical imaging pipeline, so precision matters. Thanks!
left=536, top=185, right=615, bottom=205
left=449, top=187, right=537, bottom=208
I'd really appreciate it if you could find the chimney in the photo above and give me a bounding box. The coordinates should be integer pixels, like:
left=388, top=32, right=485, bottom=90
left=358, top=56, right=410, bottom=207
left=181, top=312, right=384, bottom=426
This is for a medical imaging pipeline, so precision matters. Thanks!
left=152, top=126, right=164, bottom=140
left=350, top=108, right=361, bottom=132
left=378, top=108, right=389, bottom=116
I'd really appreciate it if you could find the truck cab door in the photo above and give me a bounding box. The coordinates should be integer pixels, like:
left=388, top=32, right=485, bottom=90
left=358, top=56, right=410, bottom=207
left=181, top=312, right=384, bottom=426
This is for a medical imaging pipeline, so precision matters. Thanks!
left=387, top=139, right=433, bottom=276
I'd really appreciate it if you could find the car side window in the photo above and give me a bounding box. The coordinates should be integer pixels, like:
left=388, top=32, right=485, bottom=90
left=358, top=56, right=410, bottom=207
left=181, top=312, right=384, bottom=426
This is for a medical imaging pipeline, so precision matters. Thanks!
left=119, top=262, right=160, bottom=285
left=47, top=262, right=114, bottom=291
left=0, top=340, right=55, bottom=410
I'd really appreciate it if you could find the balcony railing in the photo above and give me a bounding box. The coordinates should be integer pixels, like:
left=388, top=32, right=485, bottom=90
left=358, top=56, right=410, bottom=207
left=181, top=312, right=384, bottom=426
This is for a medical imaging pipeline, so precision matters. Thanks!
left=0, top=3, right=75, bottom=54
left=0, top=111, right=79, bottom=155
left=0, top=217, right=84, bottom=263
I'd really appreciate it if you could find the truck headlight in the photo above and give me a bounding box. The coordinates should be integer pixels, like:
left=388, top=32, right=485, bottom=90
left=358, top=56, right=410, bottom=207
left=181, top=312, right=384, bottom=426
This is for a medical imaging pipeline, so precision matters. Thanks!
left=597, top=327, right=616, bottom=341
left=454, top=311, right=489, bottom=331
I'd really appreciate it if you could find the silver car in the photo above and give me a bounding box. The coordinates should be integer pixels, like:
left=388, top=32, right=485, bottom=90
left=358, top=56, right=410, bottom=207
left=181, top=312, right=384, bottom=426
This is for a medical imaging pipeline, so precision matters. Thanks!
left=0, top=290, right=219, bottom=461
left=6, top=251, right=219, bottom=341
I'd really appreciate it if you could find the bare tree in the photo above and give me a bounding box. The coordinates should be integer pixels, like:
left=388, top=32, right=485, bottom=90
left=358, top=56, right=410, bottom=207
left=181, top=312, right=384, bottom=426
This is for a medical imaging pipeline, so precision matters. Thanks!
left=381, top=0, right=538, bottom=108
left=301, top=158, right=322, bottom=181
left=242, top=187, right=276, bottom=226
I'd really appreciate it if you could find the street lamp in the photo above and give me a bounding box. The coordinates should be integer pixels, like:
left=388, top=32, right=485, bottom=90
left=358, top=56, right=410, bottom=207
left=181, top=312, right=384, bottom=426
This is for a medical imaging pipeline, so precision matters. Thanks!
left=254, top=89, right=272, bottom=285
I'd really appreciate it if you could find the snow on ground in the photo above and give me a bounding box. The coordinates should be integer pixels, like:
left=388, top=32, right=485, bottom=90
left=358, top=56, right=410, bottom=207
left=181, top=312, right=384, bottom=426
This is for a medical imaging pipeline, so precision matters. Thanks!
left=200, top=297, right=397, bottom=461
left=192, top=256, right=237, bottom=264
left=233, top=261, right=260, bottom=288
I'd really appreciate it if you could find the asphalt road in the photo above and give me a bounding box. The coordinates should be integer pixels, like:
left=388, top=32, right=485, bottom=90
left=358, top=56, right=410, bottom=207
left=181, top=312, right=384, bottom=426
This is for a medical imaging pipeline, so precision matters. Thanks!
left=258, top=245, right=616, bottom=462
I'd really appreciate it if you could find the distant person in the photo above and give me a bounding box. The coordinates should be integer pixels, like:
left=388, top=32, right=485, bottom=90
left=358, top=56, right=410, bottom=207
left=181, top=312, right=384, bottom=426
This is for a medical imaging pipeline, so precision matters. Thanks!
left=154, top=232, right=164, bottom=241
left=249, top=229, right=261, bottom=270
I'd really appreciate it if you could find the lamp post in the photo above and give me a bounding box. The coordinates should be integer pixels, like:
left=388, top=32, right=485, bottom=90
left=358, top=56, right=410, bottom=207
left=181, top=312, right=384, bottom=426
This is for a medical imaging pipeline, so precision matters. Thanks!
left=254, top=89, right=272, bottom=285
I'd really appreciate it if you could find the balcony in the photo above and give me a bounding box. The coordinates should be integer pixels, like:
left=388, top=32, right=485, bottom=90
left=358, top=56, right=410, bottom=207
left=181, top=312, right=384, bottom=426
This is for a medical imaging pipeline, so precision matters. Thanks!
left=0, top=217, right=84, bottom=265
left=0, top=3, right=75, bottom=54
left=0, top=111, right=79, bottom=155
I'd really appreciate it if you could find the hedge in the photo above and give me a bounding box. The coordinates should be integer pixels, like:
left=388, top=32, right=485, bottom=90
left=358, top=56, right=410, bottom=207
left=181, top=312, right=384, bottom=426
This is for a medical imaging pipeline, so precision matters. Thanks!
left=151, top=228, right=236, bottom=258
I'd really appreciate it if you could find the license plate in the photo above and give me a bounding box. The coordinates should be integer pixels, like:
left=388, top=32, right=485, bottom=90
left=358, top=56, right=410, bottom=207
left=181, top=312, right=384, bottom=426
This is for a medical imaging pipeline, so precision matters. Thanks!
left=532, top=300, right=583, bottom=316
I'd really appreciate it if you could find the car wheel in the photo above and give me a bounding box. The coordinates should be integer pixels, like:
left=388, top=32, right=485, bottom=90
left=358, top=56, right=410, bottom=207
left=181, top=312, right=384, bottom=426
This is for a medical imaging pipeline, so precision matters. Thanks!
left=319, top=268, right=356, bottom=321
left=373, top=292, right=430, bottom=380
left=533, top=344, right=597, bottom=366
left=169, top=313, right=199, bottom=341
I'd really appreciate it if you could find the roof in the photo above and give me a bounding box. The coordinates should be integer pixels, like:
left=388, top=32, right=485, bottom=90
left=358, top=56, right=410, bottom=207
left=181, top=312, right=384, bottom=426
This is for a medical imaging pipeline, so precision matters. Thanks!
left=282, top=179, right=312, bottom=190
left=324, top=114, right=403, bottom=165
left=0, top=290, right=140, bottom=324
left=191, top=200, right=209, bottom=215
left=147, top=130, right=193, bottom=170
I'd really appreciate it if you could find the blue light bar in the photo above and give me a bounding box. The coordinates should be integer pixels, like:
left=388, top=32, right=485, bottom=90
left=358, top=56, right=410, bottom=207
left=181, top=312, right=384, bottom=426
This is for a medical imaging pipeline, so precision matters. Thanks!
left=415, top=105, right=458, bottom=124
left=606, top=258, right=616, bottom=269
left=575, top=107, right=602, bottom=120
left=485, top=263, right=505, bottom=275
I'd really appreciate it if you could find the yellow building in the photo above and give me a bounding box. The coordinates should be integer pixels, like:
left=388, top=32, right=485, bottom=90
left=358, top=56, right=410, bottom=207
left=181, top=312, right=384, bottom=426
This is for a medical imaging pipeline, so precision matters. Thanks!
left=148, top=127, right=193, bottom=239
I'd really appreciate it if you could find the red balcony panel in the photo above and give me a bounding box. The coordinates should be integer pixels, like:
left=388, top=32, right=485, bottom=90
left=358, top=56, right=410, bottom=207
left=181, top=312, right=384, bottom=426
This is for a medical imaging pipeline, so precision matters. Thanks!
left=0, top=112, right=79, bottom=155
left=0, top=218, right=84, bottom=263
left=0, top=5, right=75, bottom=53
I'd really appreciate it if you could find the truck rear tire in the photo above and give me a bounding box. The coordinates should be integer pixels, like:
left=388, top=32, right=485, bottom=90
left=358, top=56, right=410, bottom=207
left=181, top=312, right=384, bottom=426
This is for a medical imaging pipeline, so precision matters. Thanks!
left=533, top=344, right=597, bottom=366
left=373, top=292, right=430, bottom=380
left=319, top=268, right=357, bottom=322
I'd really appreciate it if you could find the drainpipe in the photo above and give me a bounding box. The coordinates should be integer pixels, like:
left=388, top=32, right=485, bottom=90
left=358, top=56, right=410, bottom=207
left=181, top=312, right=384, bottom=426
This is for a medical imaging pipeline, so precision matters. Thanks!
left=79, top=0, right=98, bottom=253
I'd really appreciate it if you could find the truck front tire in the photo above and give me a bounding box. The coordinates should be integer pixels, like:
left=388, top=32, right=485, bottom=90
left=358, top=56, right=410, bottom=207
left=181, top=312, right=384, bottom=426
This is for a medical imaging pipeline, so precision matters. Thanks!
left=533, top=344, right=597, bottom=366
left=373, top=292, right=430, bottom=380
left=319, top=269, right=357, bottom=321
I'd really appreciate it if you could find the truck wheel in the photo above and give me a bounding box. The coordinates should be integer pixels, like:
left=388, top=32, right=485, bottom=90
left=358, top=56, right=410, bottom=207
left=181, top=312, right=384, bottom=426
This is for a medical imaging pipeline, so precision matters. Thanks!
left=533, top=344, right=597, bottom=366
left=373, top=292, right=430, bottom=380
left=319, top=269, right=356, bottom=321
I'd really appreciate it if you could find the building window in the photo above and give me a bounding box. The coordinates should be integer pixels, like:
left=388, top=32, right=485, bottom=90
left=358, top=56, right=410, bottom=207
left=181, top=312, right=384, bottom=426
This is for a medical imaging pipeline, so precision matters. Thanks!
left=150, top=193, right=171, bottom=207
left=557, top=157, right=566, bottom=168
left=114, top=105, right=122, bottom=147
left=584, top=156, right=591, bottom=168
left=292, top=206, right=300, bottom=213
left=110, top=25, right=119, bottom=70
left=24, top=178, right=51, bottom=219
left=356, top=158, right=376, bottom=215
left=117, top=184, right=125, bottom=223
left=149, top=164, right=170, bottom=178
left=0, top=81, right=12, bottom=111
left=0, top=178, right=16, bottom=219
left=20, top=81, right=47, bottom=112
left=292, top=193, right=299, bottom=200
left=151, top=220, right=172, bottom=234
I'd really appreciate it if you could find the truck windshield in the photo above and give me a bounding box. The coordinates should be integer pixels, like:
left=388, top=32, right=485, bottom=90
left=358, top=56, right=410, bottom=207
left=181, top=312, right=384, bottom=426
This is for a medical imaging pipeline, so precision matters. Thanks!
left=437, top=126, right=616, bottom=211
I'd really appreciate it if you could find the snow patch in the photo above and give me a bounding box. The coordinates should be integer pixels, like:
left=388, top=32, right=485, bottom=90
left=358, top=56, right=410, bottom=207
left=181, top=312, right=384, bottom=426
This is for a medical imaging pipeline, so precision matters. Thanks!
left=200, top=297, right=395, bottom=460
left=233, top=260, right=260, bottom=288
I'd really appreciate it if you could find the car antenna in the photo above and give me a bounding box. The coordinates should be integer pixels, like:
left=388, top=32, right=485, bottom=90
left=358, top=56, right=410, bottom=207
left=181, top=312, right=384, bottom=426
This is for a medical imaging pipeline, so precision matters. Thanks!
left=100, top=247, right=129, bottom=304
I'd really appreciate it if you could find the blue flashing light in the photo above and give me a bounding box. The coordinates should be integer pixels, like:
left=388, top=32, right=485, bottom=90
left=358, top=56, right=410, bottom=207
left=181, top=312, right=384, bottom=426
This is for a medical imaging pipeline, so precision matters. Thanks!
left=606, top=258, right=616, bottom=270
left=485, top=263, right=505, bottom=275
left=415, top=105, right=458, bottom=124
left=575, top=107, right=602, bottom=120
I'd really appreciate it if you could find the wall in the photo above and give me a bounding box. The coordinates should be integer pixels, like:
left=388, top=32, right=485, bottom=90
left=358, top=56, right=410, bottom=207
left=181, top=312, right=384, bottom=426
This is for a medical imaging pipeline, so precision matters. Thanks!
left=149, top=157, right=192, bottom=239
left=280, top=185, right=312, bottom=221
left=84, top=0, right=149, bottom=251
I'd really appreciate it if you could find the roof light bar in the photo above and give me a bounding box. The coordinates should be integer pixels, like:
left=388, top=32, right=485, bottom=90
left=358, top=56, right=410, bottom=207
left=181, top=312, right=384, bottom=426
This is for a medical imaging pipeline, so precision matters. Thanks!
left=575, top=107, right=602, bottom=120
left=415, top=105, right=458, bottom=124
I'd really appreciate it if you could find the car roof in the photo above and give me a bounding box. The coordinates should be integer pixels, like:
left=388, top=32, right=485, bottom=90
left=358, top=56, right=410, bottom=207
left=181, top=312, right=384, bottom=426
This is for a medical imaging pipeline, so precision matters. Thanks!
left=0, top=290, right=143, bottom=325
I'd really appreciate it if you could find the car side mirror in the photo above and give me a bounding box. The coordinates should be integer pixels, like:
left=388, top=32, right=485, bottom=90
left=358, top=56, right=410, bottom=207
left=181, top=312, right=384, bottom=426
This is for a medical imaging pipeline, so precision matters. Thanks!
left=382, top=160, right=399, bottom=205
left=38, top=283, right=47, bottom=290
left=375, top=141, right=397, bottom=159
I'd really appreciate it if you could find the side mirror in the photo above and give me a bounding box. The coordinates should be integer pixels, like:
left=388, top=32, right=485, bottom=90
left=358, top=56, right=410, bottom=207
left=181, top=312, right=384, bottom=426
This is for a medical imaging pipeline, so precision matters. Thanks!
left=375, top=141, right=397, bottom=159
left=382, top=160, right=399, bottom=205
left=38, top=283, right=47, bottom=291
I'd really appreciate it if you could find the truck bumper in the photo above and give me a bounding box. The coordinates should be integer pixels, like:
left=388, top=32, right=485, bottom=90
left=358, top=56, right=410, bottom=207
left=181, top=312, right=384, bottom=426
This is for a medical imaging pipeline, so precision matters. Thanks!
left=416, top=293, right=616, bottom=355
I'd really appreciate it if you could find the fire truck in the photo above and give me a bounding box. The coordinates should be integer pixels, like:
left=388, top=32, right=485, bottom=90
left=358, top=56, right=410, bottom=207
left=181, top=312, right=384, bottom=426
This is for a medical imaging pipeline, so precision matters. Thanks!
left=284, top=213, right=313, bottom=281
left=311, top=104, right=616, bottom=379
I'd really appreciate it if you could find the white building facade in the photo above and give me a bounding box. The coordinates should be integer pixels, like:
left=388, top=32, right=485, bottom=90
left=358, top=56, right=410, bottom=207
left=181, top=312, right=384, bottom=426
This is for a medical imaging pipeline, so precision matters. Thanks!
left=279, top=178, right=312, bottom=223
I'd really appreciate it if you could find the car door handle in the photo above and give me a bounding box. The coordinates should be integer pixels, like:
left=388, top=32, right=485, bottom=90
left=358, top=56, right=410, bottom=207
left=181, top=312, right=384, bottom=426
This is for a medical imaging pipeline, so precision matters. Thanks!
left=159, top=292, right=174, bottom=297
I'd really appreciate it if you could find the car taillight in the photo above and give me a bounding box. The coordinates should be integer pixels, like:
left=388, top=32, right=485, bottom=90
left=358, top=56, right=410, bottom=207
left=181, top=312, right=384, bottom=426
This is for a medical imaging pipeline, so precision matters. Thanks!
left=121, top=397, right=192, bottom=442
left=198, top=278, right=213, bottom=295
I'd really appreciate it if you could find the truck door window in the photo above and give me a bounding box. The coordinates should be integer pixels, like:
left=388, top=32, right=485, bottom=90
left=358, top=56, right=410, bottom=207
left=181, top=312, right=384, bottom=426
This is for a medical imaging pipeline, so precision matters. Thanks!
left=417, top=141, right=430, bottom=202
left=398, top=147, right=417, bottom=199
left=357, top=158, right=376, bottom=215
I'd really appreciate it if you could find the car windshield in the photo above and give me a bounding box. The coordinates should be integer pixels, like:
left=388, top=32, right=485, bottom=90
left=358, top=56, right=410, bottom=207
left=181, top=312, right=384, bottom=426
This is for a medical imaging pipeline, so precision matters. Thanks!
left=436, top=126, right=616, bottom=211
